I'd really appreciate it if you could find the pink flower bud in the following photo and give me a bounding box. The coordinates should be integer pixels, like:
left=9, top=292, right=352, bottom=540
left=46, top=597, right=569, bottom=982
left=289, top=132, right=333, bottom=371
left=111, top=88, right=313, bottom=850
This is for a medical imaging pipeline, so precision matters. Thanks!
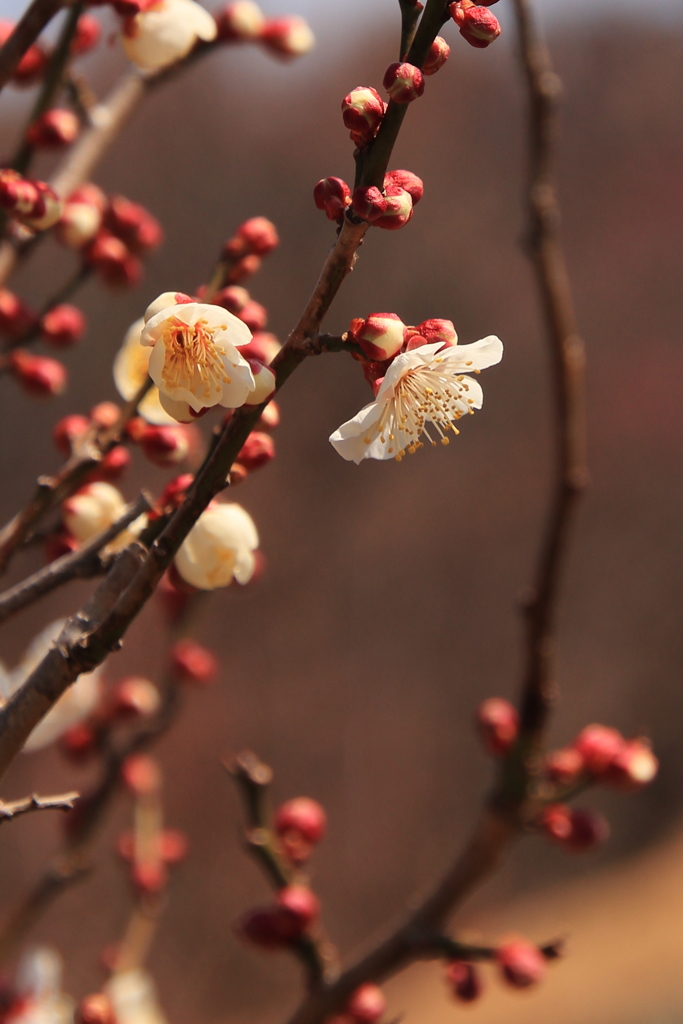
left=170, top=638, right=218, bottom=685
left=260, top=16, right=315, bottom=58
left=346, top=984, right=386, bottom=1024
left=109, top=677, right=161, bottom=719
left=69, top=183, right=108, bottom=213
left=383, top=61, right=424, bottom=103
left=373, top=185, right=413, bottom=231
left=0, top=169, right=39, bottom=214
left=476, top=697, right=519, bottom=755
left=104, top=195, right=163, bottom=255
left=413, top=318, right=457, bottom=347
left=540, top=803, right=608, bottom=851
left=77, top=995, right=115, bottom=1024
left=0, top=288, right=36, bottom=338
left=349, top=312, right=407, bottom=361
left=384, top=169, right=425, bottom=203
left=140, top=424, right=191, bottom=467
left=606, top=740, right=659, bottom=790
left=0, top=22, right=47, bottom=84
left=72, top=13, right=101, bottom=54
left=241, top=330, right=281, bottom=364
left=496, top=938, right=546, bottom=988
left=276, top=885, right=320, bottom=933
left=258, top=400, right=280, bottom=431
left=245, top=360, right=277, bottom=404
left=238, top=299, right=267, bottom=331
left=215, top=0, right=265, bottom=41
left=236, top=215, right=279, bottom=255
left=351, top=186, right=387, bottom=223
left=60, top=722, right=97, bottom=762
left=90, top=400, right=120, bottom=428
left=40, top=304, right=86, bottom=347
left=10, top=350, right=67, bottom=396
left=132, top=860, right=167, bottom=895
left=423, top=35, right=450, bottom=75
left=88, top=445, right=131, bottom=482
left=226, top=253, right=262, bottom=282
left=314, top=177, right=351, bottom=222
left=450, top=2, right=501, bottom=48
left=445, top=961, right=482, bottom=1003
left=53, top=414, right=90, bottom=456
left=26, top=108, right=79, bottom=149
left=274, top=796, right=326, bottom=845
left=545, top=747, right=584, bottom=785
left=159, top=828, right=188, bottom=863
left=121, top=753, right=161, bottom=795
left=57, top=201, right=102, bottom=248
left=236, top=430, right=275, bottom=470
left=341, top=86, right=385, bottom=142
left=214, top=284, right=250, bottom=313
left=160, top=473, right=194, bottom=508
left=85, top=232, right=142, bottom=287
left=573, top=724, right=625, bottom=775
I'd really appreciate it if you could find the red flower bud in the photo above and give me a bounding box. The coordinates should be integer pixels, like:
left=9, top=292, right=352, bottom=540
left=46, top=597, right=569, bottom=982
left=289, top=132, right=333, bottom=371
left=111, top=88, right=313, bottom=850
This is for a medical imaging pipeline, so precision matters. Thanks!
left=85, top=232, right=142, bottom=287
left=384, top=169, right=424, bottom=205
left=351, top=186, right=387, bottom=223
left=540, top=804, right=609, bottom=851
left=0, top=169, right=39, bottom=214
left=40, top=304, right=86, bottom=347
left=496, top=938, right=546, bottom=988
left=53, top=414, right=90, bottom=456
left=160, top=473, right=194, bottom=508
left=10, top=350, right=67, bottom=397
left=72, top=14, right=101, bottom=54
left=214, top=285, right=250, bottom=313
left=88, top=445, right=131, bottom=483
left=20, top=180, right=63, bottom=230
left=606, top=740, right=659, bottom=790
left=274, top=796, right=326, bottom=845
left=60, top=722, right=97, bottom=761
left=476, top=697, right=519, bottom=755
left=0, top=288, right=36, bottom=338
left=109, top=677, right=161, bottom=719
left=445, top=961, right=482, bottom=1003
left=26, top=108, right=79, bottom=149
left=346, top=984, right=386, bottom=1024
left=423, top=35, right=450, bottom=75
left=226, top=253, right=262, bottom=282
left=90, top=400, right=120, bottom=428
left=0, top=22, right=47, bottom=84
left=241, top=331, right=281, bottom=365
left=450, top=2, right=501, bottom=47
left=349, top=312, right=406, bottom=361
left=104, top=195, right=163, bottom=255
left=411, top=318, right=457, bottom=347
left=69, top=183, right=108, bottom=213
left=77, top=994, right=115, bottom=1024
left=132, top=859, right=167, bottom=895
left=121, top=753, right=161, bottom=795
left=260, top=16, right=315, bottom=58
left=573, top=724, right=625, bottom=775
left=341, top=87, right=385, bottom=142
left=544, top=746, right=584, bottom=785
left=238, top=299, right=267, bottom=332
left=383, top=61, right=424, bottom=103
left=215, top=0, right=265, bottom=41
left=235, top=216, right=279, bottom=256
left=275, top=885, right=320, bottom=933
left=140, top=424, right=191, bottom=467
left=373, top=185, right=413, bottom=231
left=258, top=400, right=280, bottom=431
left=236, top=430, right=275, bottom=471
left=170, top=638, right=218, bottom=685
left=314, top=177, right=351, bottom=222
left=159, top=828, right=189, bottom=863
left=235, top=905, right=303, bottom=947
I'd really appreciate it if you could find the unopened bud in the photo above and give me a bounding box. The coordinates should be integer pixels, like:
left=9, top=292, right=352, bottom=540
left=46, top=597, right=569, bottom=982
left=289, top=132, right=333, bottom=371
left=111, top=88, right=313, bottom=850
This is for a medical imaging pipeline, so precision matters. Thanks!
left=411, top=318, right=457, bottom=347
left=341, top=86, right=385, bottom=143
left=373, top=185, right=413, bottom=230
left=121, top=753, right=161, bottom=795
left=40, top=304, right=86, bottom=347
left=573, top=724, right=625, bottom=775
left=76, top=994, right=115, bottom=1024
left=90, top=400, right=120, bottom=428
left=110, top=677, right=161, bottom=719
left=11, top=350, right=67, bottom=396
left=260, top=16, right=315, bottom=58
left=274, top=796, right=326, bottom=845
left=236, top=430, right=275, bottom=470
left=545, top=746, right=584, bottom=784
left=226, top=253, right=262, bottom=282
left=69, top=183, right=108, bottom=213
left=0, top=21, right=47, bottom=83
left=105, top=195, right=163, bottom=255
left=214, top=285, right=250, bottom=313
left=85, top=232, right=142, bottom=288
left=216, top=0, right=265, bottom=40
left=346, top=984, right=386, bottom=1024
left=72, top=14, right=101, bottom=54
left=0, top=288, right=36, bottom=337
left=258, top=400, right=280, bottom=431
left=132, top=860, right=167, bottom=895
left=21, top=180, right=63, bottom=230
left=238, top=299, right=267, bottom=332
left=53, top=413, right=90, bottom=456
left=445, top=961, right=482, bottom=1003
left=245, top=361, right=276, bottom=404
left=383, top=61, right=424, bottom=103
left=170, top=638, right=218, bottom=685
left=0, top=170, right=39, bottom=215
left=607, top=740, right=659, bottom=790
left=496, top=938, right=546, bottom=988
left=540, top=803, right=608, bottom=851
left=477, top=697, right=519, bottom=755
left=160, top=473, right=194, bottom=508
left=241, top=330, right=281, bottom=364
left=349, top=312, right=406, bottom=360
left=423, top=36, right=450, bottom=75
left=450, top=1, right=501, bottom=47
left=159, top=828, right=189, bottom=863
left=235, top=216, right=279, bottom=256
left=26, top=108, right=79, bottom=149
left=314, top=176, right=351, bottom=222
left=57, top=201, right=102, bottom=248
left=88, top=445, right=131, bottom=482
left=140, top=424, right=191, bottom=467
left=351, top=185, right=387, bottom=223
left=276, top=885, right=320, bottom=934
left=235, top=907, right=292, bottom=948
left=60, top=722, right=97, bottom=761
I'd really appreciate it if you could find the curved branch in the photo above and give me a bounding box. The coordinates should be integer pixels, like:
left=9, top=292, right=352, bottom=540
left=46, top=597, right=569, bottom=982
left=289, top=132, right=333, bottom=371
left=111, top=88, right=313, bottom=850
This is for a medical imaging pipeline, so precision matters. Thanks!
left=0, top=790, right=79, bottom=823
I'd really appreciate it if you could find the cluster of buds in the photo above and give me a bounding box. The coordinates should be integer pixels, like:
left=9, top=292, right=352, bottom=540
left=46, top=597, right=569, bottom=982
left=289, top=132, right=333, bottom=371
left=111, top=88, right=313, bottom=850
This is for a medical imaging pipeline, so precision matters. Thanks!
left=0, top=21, right=47, bottom=85
left=449, top=1, right=501, bottom=49
left=346, top=310, right=454, bottom=384
left=341, top=86, right=386, bottom=148
left=446, top=937, right=555, bottom=1004
left=52, top=402, right=128, bottom=472
left=314, top=169, right=423, bottom=231
left=0, top=287, right=85, bottom=398
left=0, top=169, right=62, bottom=231
left=218, top=215, right=279, bottom=284
left=215, top=2, right=315, bottom=58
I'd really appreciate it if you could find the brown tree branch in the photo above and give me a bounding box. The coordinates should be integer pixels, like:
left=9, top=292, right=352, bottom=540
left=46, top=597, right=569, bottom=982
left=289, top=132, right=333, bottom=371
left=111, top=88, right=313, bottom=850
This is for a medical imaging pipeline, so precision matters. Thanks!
left=0, top=0, right=66, bottom=97
left=0, top=492, right=151, bottom=624
left=0, top=790, right=79, bottom=822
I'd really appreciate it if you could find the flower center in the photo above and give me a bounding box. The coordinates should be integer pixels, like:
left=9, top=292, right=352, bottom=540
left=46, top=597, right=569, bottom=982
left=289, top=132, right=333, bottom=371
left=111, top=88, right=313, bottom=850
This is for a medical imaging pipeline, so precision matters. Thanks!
left=369, top=361, right=476, bottom=461
left=160, top=316, right=232, bottom=403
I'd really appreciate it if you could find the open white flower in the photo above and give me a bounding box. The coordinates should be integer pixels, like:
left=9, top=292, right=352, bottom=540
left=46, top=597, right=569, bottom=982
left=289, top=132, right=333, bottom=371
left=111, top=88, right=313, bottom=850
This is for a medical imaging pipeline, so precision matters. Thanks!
left=141, top=302, right=254, bottom=416
left=174, top=503, right=258, bottom=589
left=122, top=0, right=217, bottom=72
left=0, top=620, right=103, bottom=751
left=113, top=317, right=179, bottom=426
left=329, top=336, right=503, bottom=463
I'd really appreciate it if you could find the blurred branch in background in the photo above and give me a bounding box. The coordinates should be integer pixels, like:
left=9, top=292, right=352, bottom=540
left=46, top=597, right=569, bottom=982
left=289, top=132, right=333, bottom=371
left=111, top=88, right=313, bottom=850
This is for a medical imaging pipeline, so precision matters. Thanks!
left=0, top=0, right=66, bottom=95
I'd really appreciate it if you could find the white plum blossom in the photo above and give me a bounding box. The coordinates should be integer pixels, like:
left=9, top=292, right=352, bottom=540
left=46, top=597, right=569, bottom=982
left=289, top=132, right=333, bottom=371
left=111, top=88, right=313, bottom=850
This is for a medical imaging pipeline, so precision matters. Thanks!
left=329, top=336, right=503, bottom=464
left=113, top=317, right=178, bottom=426
left=105, top=969, right=169, bottom=1024
left=0, top=621, right=103, bottom=752
left=141, top=302, right=254, bottom=417
left=174, top=503, right=258, bottom=590
left=122, top=0, right=217, bottom=72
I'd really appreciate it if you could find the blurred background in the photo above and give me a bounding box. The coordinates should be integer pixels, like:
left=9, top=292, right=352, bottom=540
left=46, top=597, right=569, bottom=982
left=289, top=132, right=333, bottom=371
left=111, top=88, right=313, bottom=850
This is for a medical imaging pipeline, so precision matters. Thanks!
left=0, top=2, right=682, bottom=1023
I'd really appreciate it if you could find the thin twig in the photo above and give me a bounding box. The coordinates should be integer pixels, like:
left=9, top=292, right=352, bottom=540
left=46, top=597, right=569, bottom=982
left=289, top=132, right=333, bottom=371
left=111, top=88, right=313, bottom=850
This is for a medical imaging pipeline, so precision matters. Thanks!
left=0, top=790, right=79, bottom=822
left=0, top=493, right=151, bottom=624
left=0, top=0, right=66, bottom=97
